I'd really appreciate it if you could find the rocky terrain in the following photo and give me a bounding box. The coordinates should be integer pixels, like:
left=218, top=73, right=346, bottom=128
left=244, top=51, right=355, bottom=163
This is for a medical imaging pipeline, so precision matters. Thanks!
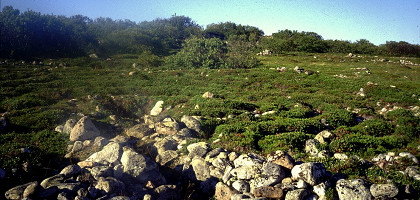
left=2, top=99, right=420, bottom=200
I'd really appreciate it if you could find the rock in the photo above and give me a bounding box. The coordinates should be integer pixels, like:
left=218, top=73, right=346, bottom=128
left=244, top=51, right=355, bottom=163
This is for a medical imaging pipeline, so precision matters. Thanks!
left=128, top=71, right=136, bottom=76
left=187, top=142, right=210, bottom=158
left=222, top=165, right=233, bottom=183
left=399, top=152, right=419, bottom=164
left=234, top=153, right=264, bottom=168
left=305, top=139, right=320, bottom=157
left=156, top=150, right=178, bottom=166
left=55, top=125, right=64, bottom=132
left=93, top=136, right=109, bottom=149
left=305, top=70, right=314, bottom=75
left=95, top=177, right=125, bottom=194
left=267, top=150, right=295, bottom=170
left=60, top=164, right=82, bottom=178
left=291, top=162, right=327, bottom=186
left=370, top=183, right=399, bottom=199
left=63, top=119, right=77, bottom=134
left=210, top=166, right=224, bottom=179
left=228, top=152, right=239, bottom=162
left=190, top=157, right=211, bottom=181
left=56, top=182, right=81, bottom=194
left=206, top=147, right=225, bottom=159
left=38, top=186, right=58, bottom=198
left=215, top=182, right=238, bottom=200
left=336, top=179, right=372, bottom=200
left=334, top=153, right=348, bottom=161
left=231, top=164, right=261, bottom=180
left=5, top=182, right=37, bottom=200
left=294, top=66, right=304, bottom=73
left=72, top=141, right=84, bottom=152
left=70, top=116, right=100, bottom=142
left=150, top=101, right=164, bottom=116
left=154, top=185, right=180, bottom=200
left=253, top=186, right=284, bottom=199
left=154, top=137, right=178, bottom=155
left=181, top=115, right=202, bottom=133
left=40, top=174, right=65, bottom=188
left=285, top=189, right=309, bottom=200
left=313, top=181, right=331, bottom=198
left=232, top=180, right=250, bottom=193
left=202, top=92, right=214, bottom=99
left=251, top=174, right=283, bottom=189
left=262, top=162, right=286, bottom=178
left=89, top=53, right=98, bottom=58
left=22, top=181, right=39, bottom=199
left=124, top=124, right=154, bottom=139
left=120, top=147, right=166, bottom=185
left=155, top=119, right=180, bottom=135
left=86, top=142, right=122, bottom=165
left=0, top=116, right=8, bottom=133
left=88, top=166, right=113, bottom=179
left=317, top=150, right=332, bottom=159
left=314, top=130, right=334, bottom=144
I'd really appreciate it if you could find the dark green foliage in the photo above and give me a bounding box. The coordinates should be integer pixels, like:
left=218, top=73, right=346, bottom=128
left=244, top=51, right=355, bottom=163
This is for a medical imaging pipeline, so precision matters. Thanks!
left=351, top=118, right=394, bottom=136
left=386, top=109, right=420, bottom=138
left=329, top=133, right=409, bottom=157
left=323, top=109, right=357, bottom=128
left=258, top=132, right=313, bottom=154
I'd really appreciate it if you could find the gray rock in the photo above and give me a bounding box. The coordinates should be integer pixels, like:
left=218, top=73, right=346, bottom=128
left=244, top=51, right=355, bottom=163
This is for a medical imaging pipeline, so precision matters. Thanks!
left=38, top=186, right=58, bottom=198
left=336, top=179, right=372, bottom=200
left=109, top=196, right=130, bottom=200
left=70, top=116, right=100, bottom=142
left=88, top=166, right=113, bottom=179
left=202, top=92, right=214, bottom=99
left=285, top=189, right=309, bottom=200
left=253, top=186, right=284, bottom=199
left=294, top=66, right=304, bottom=73
left=56, top=182, right=81, bottom=194
left=124, top=124, right=154, bottom=139
left=63, top=118, right=77, bottom=134
left=251, top=174, right=282, bottom=189
left=154, top=137, right=178, bottom=155
left=200, top=179, right=218, bottom=194
left=181, top=115, right=202, bottom=133
left=233, top=153, right=264, bottom=168
left=93, top=136, right=109, bottom=149
left=334, top=153, right=348, bottom=161
left=86, top=142, right=122, bottom=165
left=206, top=147, right=225, bottom=159
left=211, top=157, right=229, bottom=170
left=95, top=177, right=125, bottom=194
left=22, top=181, right=39, bottom=199
left=155, top=118, right=180, bottom=135
left=72, top=141, right=84, bottom=152
left=291, top=162, right=327, bottom=186
left=215, top=182, right=238, bottom=200
left=313, top=181, right=331, bottom=198
left=113, top=164, right=124, bottom=179
left=222, top=165, right=233, bottom=183
left=60, top=164, right=82, bottom=178
left=370, top=183, right=399, bottom=199
left=120, top=147, right=166, bottom=185
left=210, top=166, right=224, bottom=179
left=187, top=142, right=210, bottom=158
left=150, top=101, right=164, bottom=116
left=0, top=116, right=8, bottom=133
left=305, top=139, right=320, bottom=157
left=190, top=157, right=211, bottom=181
left=55, top=125, right=64, bottom=133
left=262, top=162, right=286, bottom=178
left=267, top=150, right=295, bottom=170
left=40, top=174, right=65, bottom=188
left=156, top=150, right=178, bottom=166
left=232, top=180, right=250, bottom=193
left=231, top=165, right=260, bottom=180
left=314, top=130, right=334, bottom=144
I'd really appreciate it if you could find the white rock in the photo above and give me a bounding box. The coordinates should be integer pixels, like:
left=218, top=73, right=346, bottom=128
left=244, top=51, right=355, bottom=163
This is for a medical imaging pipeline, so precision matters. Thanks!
left=150, top=101, right=164, bottom=116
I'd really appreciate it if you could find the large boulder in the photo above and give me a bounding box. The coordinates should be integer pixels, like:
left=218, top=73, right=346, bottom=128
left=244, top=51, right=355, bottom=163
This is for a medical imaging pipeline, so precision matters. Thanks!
left=336, top=179, right=372, bottom=200
left=85, top=142, right=123, bottom=165
left=5, top=181, right=38, bottom=200
left=187, top=142, right=210, bottom=158
left=120, top=147, right=166, bottom=185
left=252, top=186, right=284, bottom=199
left=190, top=157, right=211, bottom=181
left=291, top=162, right=327, bottom=186
left=155, top=118, right=180, bottom=135
left=70, top=116, right=100, bottom=142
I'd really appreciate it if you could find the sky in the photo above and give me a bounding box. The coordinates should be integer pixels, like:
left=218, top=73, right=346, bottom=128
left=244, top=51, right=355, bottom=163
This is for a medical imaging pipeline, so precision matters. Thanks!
left=1, top=0, right=419, bottom=45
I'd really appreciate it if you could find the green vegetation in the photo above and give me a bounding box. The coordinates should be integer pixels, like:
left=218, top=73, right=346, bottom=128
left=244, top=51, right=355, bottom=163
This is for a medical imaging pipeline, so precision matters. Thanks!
left=1, top=5, right=419, bottom=197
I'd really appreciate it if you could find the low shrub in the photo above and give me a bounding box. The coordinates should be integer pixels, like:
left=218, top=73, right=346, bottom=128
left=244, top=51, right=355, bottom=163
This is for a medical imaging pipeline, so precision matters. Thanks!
left=351, top=118, right=394, bottom=136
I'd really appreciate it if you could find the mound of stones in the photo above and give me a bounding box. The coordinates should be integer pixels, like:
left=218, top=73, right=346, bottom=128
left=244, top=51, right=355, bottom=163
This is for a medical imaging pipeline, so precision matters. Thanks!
left=4, top=100, right=419, bottom=199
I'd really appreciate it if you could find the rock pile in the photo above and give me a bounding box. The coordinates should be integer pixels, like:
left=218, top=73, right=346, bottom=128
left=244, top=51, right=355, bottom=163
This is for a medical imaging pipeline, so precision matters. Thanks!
left=4, top=101, right=419, bottom=199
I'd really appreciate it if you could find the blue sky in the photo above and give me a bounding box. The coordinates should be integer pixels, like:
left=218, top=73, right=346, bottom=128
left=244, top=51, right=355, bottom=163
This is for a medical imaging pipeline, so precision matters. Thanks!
left=2, top=0, right=419, bottom=45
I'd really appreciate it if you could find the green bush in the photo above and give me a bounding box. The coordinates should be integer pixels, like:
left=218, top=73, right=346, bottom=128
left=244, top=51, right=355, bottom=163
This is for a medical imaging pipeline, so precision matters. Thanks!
left=351, top=118, right=393, bottom=136
left=386, top=109, right=420, bottom=138
left=258, top=132, right=313, bottom=154
left=323, top=109, right=357, bottom=128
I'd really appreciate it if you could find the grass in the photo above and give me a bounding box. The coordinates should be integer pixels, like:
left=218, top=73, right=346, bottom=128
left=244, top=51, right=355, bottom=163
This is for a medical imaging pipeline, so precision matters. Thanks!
left=0, top=53, right=419, bottom=194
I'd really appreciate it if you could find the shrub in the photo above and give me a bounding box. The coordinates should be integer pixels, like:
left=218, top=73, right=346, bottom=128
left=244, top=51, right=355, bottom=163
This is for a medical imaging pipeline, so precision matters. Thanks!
left=386, top=109, right=420, bottom=138
left=323, top=109, right=357, bottom=128
left=258, top=132, right=313, bottom=154
left=351, top=118, right=394, bottom=136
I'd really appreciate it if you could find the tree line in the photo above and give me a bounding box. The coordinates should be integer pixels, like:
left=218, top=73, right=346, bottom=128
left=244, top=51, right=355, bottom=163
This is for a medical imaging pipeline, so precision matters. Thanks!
left=1, top=6, right=419, bottom=63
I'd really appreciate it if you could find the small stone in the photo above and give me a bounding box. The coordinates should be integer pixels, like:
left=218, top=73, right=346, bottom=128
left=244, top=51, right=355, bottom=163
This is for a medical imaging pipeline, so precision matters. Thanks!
left=60, top=164, right=81, bottom=178
left=150, top=101, right=164, bottom=116
left=267, top=150, right=295, bottom=170
left=202, top=92, right=214, bottom=99
left=334, top=153, right=348, bottom=161
left=291, top=162, right=327, bottom=186
left=336, top=179, right=372, bottom=200
left=232, top=180, right=250, bottom=193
